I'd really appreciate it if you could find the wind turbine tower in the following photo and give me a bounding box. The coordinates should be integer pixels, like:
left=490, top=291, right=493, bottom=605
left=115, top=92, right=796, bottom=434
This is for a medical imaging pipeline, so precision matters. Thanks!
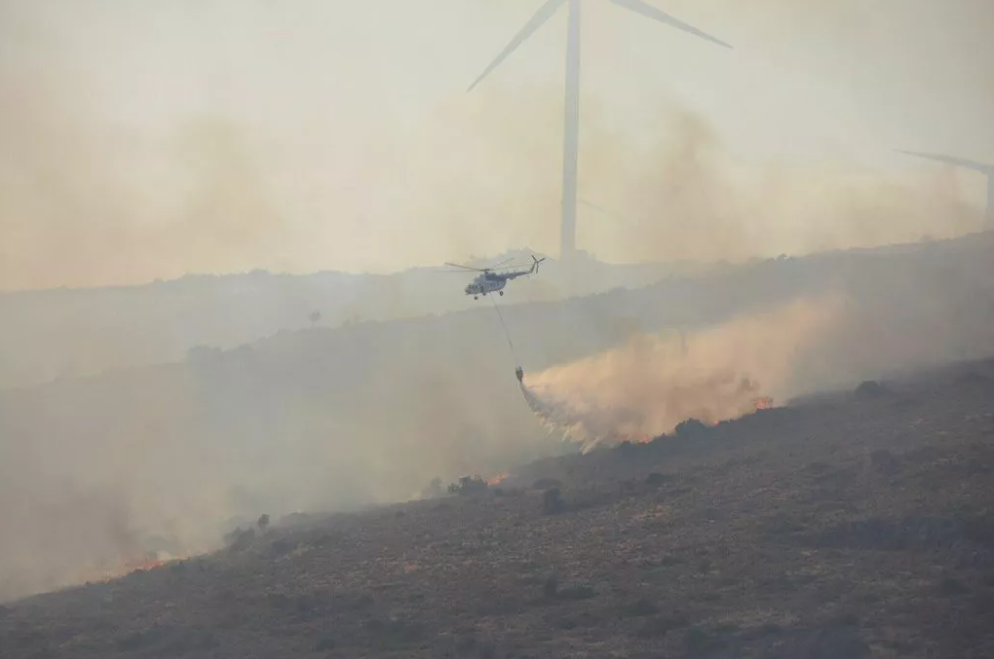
left=899, top=150, right=994, bottom=229
left=468, top=0, right=731, bottom=273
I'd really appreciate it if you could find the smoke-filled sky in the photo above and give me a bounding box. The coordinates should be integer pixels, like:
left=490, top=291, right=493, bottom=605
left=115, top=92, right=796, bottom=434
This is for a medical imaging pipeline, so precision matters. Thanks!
left=1, top=0, right=992, bottom=290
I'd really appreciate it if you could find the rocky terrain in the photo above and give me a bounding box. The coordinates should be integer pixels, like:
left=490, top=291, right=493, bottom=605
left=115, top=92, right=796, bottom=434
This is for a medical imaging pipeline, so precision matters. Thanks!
left=3, top=357, right=993, bottom=658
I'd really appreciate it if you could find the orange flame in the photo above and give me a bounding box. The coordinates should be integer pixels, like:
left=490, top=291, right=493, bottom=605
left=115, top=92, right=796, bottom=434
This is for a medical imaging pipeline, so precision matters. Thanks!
left=119, top=554, right=166, bottom=574
left=115, top=551, right=181, bottom=577
left=486, top=472, right=509, bottom=486
left=754, top=397, right=774, bottom=410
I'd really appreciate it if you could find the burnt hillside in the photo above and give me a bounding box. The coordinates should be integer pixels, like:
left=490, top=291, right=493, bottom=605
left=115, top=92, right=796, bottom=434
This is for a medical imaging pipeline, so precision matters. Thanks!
left=2, top=232, right=994, bottom=604
left=3, top=357, right=993, bottom=658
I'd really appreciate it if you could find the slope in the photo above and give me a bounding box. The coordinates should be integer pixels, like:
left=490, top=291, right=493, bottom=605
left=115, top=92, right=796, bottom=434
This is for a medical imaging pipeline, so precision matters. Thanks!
left=2, top=357, right=992, bottom=658
left=1, top=231, right=993, bottom=603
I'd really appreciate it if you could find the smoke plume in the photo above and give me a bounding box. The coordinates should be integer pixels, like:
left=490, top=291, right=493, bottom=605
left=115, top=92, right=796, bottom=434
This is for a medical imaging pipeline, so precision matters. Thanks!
left=2, top=0, right=993, bottom=606
left=519, top=294, right=844, bottom=452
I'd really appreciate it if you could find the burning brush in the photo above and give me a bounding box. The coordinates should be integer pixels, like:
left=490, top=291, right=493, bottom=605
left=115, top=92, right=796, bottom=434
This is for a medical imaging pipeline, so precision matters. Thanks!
left=753, top=396, right=774, bottom=410
left=486, top=472, right=510, bottom=487
left=120, top=551, right=169, bottom=573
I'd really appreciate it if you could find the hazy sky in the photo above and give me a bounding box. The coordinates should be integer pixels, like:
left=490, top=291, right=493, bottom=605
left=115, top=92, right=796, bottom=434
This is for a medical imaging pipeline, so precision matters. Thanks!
left=1, top=0, right=992, bottom=290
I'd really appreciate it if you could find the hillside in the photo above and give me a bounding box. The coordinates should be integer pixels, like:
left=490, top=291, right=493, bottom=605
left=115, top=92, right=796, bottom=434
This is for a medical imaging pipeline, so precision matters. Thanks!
left=2, top=357, right=993, bottom=658
left=0, top=249, right=684, bottom=390
left=2, top=231, right=994, bottom=603
left=3, top=228, right=980, bottom=392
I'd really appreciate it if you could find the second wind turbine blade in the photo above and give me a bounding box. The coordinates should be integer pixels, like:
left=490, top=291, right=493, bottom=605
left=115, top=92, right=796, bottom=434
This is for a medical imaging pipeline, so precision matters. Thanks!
left=608, top=0, right=732, bottom=49
left=897, top=150, right=993, bottom=173
left=467, top=0, right=567, bottom=92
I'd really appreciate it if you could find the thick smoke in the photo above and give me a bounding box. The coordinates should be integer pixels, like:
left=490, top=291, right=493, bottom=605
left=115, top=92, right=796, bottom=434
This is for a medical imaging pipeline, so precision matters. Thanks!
left=406, top=88, right=981, bottom=269
left=2, top=1, right=991, bottom=291
left=4, top=232, right=994, bottom=603
left=0, top=483, right=153, bottom=599
left=519, top=295, right=844, bottom=452
left=1, top=0, right=993, bottom=606
left=1, top=0, right=988, bottom=395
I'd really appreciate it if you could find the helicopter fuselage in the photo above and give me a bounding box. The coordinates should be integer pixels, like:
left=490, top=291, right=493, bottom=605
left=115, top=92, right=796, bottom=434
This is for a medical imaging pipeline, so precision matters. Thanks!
left=465, top=273, right=507, bottom=298
left=454, top=255, right=545, bottom=299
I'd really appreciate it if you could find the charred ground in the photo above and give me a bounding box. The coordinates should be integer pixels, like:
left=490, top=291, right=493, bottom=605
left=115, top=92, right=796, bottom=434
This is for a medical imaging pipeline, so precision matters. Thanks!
left=3, top=358, right=993, bottom=658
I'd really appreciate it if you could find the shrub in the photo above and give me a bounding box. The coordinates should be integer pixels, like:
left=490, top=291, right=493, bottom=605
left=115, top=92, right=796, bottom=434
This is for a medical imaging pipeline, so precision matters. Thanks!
left=854, top=380, right=887, bottom=400
left=675, top=418, right=709, bottom=437
left=869, top=449, right=900, bottom=475
left=638, top=614, right=691, bottom=638
left=686, top=626, right=726, bottom=656
left=116, top=626, right=173, bottom=652
left=448, top=476, right=488, bottom=496
left=117, top=625, right=217, bottom=654
left=363, top=618, right=425, bottom=649
left=622, top=598, right=659, bottom=618
left=831, top=612, right=860, bottom=627
left=315, top=636, right=336, bottom=651
left=543, top=574, right=559, bottom=599
left=617, top=441, right=641, bottom=457
left=940, top=576, right=968, bottom=596
left=223, top=527, right=256, bottom=552
left=479, top=640, right=497, bottom=659
left=422, top=477, right=445, bottom=499
left=803, top=627, right=870, bottom=659
left=759, top=622, right=784, bottom=636
left=558, top=585, right=596, bottom=600
left=270, top=537, right=299, bottom=556
left=973, top=592, right=994, bottom=615
left=645, top=472, right=670, bottom=487
left=542, top=488, right=566, bottom=514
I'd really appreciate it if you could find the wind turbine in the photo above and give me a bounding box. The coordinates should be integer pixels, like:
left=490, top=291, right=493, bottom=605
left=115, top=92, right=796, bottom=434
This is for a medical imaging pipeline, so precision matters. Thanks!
left=898, top=150, right=994, bottom=229
left=467, top=0, right=731, bottom=271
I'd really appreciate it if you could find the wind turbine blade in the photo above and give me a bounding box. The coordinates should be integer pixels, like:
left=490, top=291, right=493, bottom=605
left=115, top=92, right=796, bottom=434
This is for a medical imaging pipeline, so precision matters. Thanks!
left=897, top=150, right=993, bottom=173
left=608, top=0, right=732, bottom=49
left=445, top=262, right=486, bottom=272
left=467, top=0, right=567, bottom=92
left=579, top=198, right=639, bottom=226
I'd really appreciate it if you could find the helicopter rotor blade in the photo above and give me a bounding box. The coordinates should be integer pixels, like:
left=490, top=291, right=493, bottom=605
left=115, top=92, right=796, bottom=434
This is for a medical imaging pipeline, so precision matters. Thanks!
left=444, top=262, right=487, bottom=272
left=489, top=258, right=515, bottom=269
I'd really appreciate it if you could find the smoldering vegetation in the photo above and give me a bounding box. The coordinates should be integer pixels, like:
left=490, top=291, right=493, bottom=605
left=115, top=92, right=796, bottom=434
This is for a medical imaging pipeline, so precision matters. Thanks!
left=520, top=294, right=844, bottom=451
left=519, top=230, right=994, bottom=450
left=2, top=231, right=994, bottom=602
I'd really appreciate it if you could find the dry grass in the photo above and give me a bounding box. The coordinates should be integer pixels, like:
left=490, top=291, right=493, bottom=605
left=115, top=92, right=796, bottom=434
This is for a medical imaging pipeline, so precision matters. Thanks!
left=2, top=359, right=994, bottom=658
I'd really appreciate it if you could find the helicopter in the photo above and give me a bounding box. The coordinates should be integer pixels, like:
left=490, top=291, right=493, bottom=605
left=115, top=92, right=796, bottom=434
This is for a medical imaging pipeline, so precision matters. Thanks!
left=445, top=255, right=546, bottom=299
